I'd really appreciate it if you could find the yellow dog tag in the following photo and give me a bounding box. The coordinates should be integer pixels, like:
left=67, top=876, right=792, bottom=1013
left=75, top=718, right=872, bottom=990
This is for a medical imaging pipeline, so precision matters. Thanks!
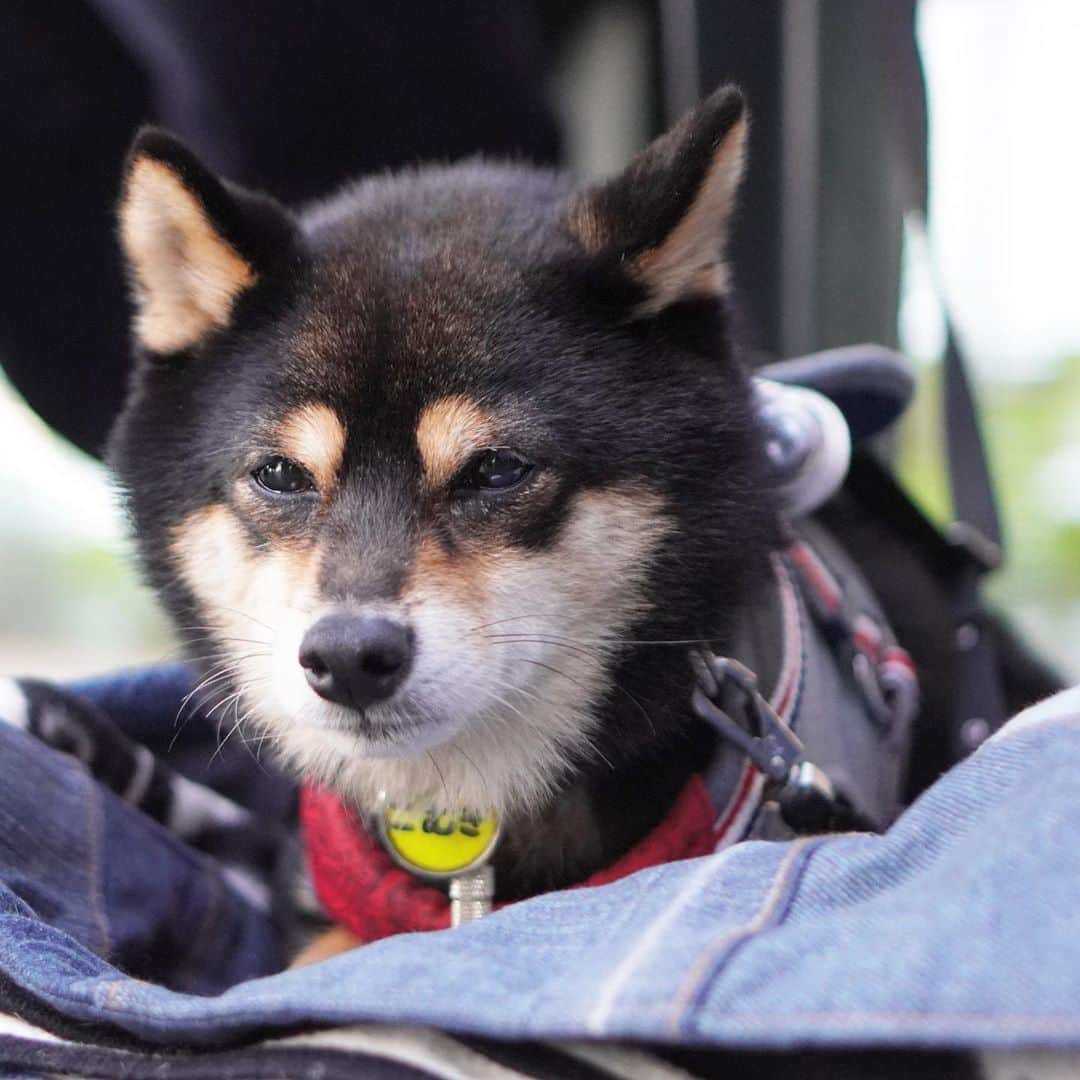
left=376, top=797, right=499, bottom=879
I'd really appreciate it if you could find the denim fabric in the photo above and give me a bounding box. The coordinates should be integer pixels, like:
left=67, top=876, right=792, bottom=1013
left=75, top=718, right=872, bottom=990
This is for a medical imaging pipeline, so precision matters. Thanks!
left=1, top=676, right=1078, bottom=1052
left=0, top=724, right=283, bottom=993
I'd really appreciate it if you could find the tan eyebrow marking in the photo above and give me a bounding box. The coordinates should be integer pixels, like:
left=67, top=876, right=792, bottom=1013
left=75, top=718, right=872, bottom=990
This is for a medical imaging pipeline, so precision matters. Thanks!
left=278, top=403, right=347, bottom=494
left=415, top=396, right=494, bottom=488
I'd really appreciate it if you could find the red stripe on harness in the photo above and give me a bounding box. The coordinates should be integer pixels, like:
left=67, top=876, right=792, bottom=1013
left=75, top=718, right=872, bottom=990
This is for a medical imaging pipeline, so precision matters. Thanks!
left=881, top=646, right=916, bottom=676
left=709, top=551, right=805, bottom=846
left=787, top=540, right=844, bottom=615
left=852, top=614, right=884, bottom=661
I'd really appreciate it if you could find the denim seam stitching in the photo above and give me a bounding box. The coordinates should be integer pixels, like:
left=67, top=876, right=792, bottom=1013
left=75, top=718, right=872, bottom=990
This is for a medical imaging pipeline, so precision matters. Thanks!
left=665, top=835, right=822, bottom=1037
left=584, top=846, right=747, bottom=1035
left=81, top=771, right=112, bottom=963
left=182, top=865, right=225, bottom=993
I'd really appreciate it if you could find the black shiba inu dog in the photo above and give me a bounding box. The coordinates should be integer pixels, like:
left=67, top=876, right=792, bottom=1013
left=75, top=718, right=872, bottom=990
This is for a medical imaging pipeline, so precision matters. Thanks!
left=109, top=85, right=773, bottom=902
left=108, top=74, right=1065, bottom=944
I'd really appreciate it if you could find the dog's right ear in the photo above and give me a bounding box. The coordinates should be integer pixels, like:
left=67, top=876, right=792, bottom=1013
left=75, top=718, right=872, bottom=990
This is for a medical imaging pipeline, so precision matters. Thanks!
left=566, top=86, right=746, bottom=319
left=118, top=128, right=296, bottom=356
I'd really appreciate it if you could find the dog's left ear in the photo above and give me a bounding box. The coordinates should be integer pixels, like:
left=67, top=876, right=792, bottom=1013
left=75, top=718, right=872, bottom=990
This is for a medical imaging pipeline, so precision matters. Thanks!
left=568, top=85, right=746, bottom=317
left=118, top=127, right=296, bottom=355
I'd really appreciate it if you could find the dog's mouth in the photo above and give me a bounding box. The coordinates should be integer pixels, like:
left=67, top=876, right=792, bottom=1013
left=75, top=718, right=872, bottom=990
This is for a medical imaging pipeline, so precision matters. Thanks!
left=312, top=698, right=465, bottom=758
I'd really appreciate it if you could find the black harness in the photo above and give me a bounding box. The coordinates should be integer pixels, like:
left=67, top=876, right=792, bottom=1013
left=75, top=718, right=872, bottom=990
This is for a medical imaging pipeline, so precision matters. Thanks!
left=694, top=340, right=1012, bottom=839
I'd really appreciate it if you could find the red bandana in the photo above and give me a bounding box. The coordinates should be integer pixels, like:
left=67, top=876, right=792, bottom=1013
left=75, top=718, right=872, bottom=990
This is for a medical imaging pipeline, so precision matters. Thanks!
left=301, top=774, right=717, bottom=943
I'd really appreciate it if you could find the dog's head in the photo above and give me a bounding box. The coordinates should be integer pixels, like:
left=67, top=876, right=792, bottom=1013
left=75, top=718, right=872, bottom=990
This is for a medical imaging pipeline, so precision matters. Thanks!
left=109, top=87, right=774, bottom=819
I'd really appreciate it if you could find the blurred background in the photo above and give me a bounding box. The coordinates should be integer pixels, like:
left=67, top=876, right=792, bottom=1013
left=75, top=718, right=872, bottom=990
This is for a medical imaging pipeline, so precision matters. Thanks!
left=0, top=0, right=1077, bottom=679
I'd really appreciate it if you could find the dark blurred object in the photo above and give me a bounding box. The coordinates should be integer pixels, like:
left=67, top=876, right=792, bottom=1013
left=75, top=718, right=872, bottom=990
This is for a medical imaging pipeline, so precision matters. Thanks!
left=87, top=0, right=559, bottom=201
left=661, top=0, right=927, bottom=360
left=0, top=0, right=560, bottom=457
left=0, top=1, right=148, bottom=459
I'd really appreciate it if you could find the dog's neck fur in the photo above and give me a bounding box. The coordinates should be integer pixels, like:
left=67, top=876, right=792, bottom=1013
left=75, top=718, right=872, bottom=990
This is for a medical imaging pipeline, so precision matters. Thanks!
left=486, top=578, right=774, bottom=898
left=492, top=713, right=718, bottom=899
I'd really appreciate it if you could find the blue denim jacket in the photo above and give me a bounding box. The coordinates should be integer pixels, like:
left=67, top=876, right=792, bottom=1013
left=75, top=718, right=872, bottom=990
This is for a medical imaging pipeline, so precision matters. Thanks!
left=0, top=672, right=1078, bottom=1055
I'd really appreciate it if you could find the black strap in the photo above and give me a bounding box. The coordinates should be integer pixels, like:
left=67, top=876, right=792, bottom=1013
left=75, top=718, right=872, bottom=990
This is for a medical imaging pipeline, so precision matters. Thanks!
left=943, top=320, right=1004, bottom=566
left=844, top=324, right=1010, bottom=761
left=941, top=321, right=1009, bottom=753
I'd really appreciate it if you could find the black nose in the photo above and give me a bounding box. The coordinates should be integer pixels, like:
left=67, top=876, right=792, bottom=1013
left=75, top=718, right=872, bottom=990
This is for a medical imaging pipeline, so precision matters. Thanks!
left=299, top=615, right=414, bottom=709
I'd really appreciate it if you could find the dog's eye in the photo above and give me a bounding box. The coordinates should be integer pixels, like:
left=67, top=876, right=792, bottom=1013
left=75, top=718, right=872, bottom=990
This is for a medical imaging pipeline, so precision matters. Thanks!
left=252, top=456, right=314, bottom=494
left=461, top=448, right=533, bottom=492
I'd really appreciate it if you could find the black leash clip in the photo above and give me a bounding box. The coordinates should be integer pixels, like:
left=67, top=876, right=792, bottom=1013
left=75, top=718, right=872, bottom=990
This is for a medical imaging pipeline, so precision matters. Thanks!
left=690, top=654, right=803, bottom=785
left=690, top=652, right=845, bottom=834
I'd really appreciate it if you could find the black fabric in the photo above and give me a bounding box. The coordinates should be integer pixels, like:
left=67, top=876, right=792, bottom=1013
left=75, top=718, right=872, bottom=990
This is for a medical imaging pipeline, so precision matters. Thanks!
left=0, top=0, right=148, bottom=459
left=459, top=1037, right=614, bottom=1080
left=661, top=1046, right=981, bottom=1080
left=0, top=1037, right=440, bottom=1080
left=940, top=322, right=1010, bottom=750
left=943, top=323, right=1004, bottom=555
left=842, top=454, right=1003, bottom=585
left=836, top=452, right=1062, bottom=787
left=0, top=1027, right=697, bottom=1080
left=1, top=2, right=930, bottom=458
left=760, top=345, right=916, bottom=441
left=0, top=971, right=148, bottom=1054
left=88, top=0, right=560, bottom=199
left=947, top=564, right=1008, bottom=757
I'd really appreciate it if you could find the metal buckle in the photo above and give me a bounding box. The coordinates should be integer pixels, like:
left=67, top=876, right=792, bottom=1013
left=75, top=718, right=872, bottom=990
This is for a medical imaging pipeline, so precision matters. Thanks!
left=945, top=520, right=1003, bottom=573
left=690, top=651, right=840, bottom=834
left=448, top=866, right=495, bottom=926
left=851, top=651, right=893, bottom=728
left=690, top=653, right=804, bottom=788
